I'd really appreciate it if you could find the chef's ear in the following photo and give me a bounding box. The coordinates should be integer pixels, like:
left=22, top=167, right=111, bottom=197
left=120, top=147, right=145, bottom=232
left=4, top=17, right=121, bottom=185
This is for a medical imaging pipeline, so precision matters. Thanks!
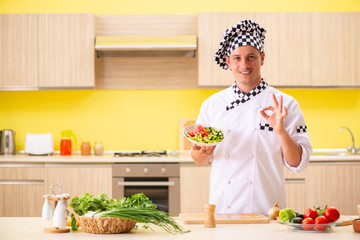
left=261, top=52, right=265, bottom=66
left=225, top=56, right=230, bottom=64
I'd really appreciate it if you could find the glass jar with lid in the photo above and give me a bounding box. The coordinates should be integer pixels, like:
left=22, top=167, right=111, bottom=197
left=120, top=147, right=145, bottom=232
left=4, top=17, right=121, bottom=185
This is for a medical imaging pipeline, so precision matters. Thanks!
left=81, top=142, right=91, bottom=155
left=94, top=142, right=104, bottom=156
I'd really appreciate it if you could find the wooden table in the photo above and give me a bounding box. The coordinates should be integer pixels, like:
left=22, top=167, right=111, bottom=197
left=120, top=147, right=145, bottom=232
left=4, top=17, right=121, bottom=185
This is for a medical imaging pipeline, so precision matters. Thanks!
left=0, top=217, right=358, bottom=240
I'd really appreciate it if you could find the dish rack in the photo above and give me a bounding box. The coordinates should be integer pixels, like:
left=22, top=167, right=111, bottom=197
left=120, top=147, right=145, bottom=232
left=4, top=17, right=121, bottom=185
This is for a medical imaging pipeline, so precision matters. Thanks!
left=67, top=207, right=137, bottom=234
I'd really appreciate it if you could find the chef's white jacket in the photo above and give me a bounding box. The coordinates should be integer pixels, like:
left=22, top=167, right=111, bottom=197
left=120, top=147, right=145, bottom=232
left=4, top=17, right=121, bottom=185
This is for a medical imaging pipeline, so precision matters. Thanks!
left=194, top=82, right=312, bottom=215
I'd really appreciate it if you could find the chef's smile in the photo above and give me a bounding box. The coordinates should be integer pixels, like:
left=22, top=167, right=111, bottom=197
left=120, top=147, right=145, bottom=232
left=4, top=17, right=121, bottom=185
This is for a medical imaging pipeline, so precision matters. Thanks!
left=240, top=70, right=251, bottom=75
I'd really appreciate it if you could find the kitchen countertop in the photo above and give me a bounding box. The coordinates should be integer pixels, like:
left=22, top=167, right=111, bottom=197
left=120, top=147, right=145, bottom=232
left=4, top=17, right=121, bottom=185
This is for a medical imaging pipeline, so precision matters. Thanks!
left=1, top=151, right=360, bottom=164
left=1, top=217, right=358, bottom=240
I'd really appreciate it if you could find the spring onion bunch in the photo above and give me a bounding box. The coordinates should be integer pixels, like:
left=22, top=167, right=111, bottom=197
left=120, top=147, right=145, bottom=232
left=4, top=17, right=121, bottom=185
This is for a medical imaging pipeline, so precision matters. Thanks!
left=96, top=207, right=189, bottom=234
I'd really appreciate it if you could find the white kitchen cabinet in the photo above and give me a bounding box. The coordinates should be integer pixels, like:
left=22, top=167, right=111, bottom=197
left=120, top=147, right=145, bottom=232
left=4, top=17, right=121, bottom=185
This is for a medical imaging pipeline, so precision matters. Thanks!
left=44, top=163, right=113, bottom=200
left=180, top=163, right=211, bottom=213
left=0, top=13, right=95, bottom=89
left=198, top=12, right=360, bottom=87
left=0, top=163, right=45, bottom=217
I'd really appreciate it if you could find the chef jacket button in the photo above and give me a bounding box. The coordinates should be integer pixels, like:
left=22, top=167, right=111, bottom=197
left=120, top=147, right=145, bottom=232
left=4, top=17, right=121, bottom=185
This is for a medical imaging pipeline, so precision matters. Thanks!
left=227, top=129, right=230, bottom=133
left=225, top=154, right=230, bottom=159
left=248, top=181, right=252, bottom=185
left=257, top=105, right=262, bottom=109
left=254, top=128, right=257, bottom=131
left=227, top=206, right=231, bottom=209
left=228, top=180, right=231, bottom=184
left=249, top=154, right=254, bottom=158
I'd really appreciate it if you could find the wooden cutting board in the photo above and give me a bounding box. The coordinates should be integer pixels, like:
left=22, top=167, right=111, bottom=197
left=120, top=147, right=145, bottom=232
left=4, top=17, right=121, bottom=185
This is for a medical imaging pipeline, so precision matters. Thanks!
left=179, top=213, right=270, bottom=224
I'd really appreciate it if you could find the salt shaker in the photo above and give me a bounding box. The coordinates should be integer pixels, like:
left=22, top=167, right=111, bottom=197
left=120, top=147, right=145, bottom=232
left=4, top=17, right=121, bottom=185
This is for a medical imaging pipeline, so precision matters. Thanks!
left=204, top=204, right=216, bottom=228
left=53, top=195, right=67, bottom=228
left=42, top=195, right=53, bottom=221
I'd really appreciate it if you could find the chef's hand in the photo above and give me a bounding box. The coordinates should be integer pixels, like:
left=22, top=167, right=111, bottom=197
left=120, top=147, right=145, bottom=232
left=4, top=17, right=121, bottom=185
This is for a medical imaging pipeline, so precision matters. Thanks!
left=259, top=93, right=288, bottom=134
left=191, top=144, right=216, bottom=166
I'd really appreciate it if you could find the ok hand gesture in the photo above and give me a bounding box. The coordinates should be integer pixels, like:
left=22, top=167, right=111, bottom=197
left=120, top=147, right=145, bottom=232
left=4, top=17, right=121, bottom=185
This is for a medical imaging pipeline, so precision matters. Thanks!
left=260, top=93, right=288, bottom=134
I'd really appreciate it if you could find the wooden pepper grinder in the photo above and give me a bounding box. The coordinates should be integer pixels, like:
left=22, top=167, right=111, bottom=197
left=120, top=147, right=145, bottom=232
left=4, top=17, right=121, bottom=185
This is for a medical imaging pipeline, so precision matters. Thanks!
left=204, top=204, right=216, bottom=228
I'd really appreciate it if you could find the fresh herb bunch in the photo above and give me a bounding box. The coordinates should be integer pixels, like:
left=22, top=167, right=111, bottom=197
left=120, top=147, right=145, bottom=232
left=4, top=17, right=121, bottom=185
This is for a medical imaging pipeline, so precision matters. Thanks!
left=69, top=192, right=188, bottom=234
left=70, top=192, right=119, bottom=216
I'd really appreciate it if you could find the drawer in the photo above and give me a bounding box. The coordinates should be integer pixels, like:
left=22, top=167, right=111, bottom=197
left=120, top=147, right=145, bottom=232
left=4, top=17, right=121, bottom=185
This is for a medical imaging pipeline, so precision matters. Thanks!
left=0, top=163, right=44, bottom=180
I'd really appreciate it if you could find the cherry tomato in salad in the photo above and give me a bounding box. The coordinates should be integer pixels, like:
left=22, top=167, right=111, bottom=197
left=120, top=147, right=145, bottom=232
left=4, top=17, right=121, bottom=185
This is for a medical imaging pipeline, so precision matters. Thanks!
left=324, top=207, right=340, bottom=222
left=304, top=208, right=318, bottom=220
left=314, top=216, right=330, bottom=231
left=301, top=217, right=314, bottom=231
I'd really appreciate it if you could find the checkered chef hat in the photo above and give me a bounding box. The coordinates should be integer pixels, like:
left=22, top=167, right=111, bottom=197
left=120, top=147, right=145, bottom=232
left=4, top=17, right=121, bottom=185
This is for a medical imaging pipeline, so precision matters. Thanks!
left=214, top=20, right=266, bottom=70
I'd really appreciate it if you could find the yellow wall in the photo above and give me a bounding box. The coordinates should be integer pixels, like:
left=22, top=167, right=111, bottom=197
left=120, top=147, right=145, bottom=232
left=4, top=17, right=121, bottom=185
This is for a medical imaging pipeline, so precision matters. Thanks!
left=1, top=0, right=360, bottom=151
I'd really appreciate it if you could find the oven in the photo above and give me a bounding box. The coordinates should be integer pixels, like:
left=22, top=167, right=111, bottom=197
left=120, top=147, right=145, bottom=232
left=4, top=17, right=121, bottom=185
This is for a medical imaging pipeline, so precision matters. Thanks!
left=112, top=163, right=180, bottom=215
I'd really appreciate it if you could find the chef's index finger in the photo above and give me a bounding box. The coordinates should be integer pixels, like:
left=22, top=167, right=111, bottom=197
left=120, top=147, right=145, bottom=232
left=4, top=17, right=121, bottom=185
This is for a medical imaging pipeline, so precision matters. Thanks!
left=272, top=93, right=279, bottom=108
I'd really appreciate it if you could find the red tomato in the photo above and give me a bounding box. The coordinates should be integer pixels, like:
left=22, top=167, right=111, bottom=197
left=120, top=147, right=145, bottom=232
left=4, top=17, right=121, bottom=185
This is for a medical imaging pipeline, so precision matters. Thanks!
left=324, top=207, right=340, bottom=222
left=197, top=126, right=204, bottom=131
left=187, top=131, right=195, bottom=137
left=201, top=132, right=209, bottom=137
left=304, top=208, right=318, bottom=220
left=301, top=218, right=314, bottom=231
left=314, top=216, right=329, bottom=231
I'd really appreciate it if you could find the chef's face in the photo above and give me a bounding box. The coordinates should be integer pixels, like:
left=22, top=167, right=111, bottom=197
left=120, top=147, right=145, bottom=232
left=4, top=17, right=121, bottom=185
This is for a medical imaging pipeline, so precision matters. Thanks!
left=225, top=45, right=265, bottom=92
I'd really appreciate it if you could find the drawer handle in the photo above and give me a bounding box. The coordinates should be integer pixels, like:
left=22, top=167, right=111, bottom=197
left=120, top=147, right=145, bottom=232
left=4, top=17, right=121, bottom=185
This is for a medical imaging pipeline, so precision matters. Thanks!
left=117, top=181, right=175, bottom=186
left=285, top=179, right=305, bottom=183
left=0, top=180, right=44, bottom=185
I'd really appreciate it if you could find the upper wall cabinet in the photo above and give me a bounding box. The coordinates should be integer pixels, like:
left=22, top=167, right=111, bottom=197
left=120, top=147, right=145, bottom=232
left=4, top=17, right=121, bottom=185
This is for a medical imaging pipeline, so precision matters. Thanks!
left=198, top=12, right=360, bottom=88
left=0, top=14, right=95, bottom=89
left=95, top=15, right=198, bottom=89
left=0, top=14, right=38, bottom=88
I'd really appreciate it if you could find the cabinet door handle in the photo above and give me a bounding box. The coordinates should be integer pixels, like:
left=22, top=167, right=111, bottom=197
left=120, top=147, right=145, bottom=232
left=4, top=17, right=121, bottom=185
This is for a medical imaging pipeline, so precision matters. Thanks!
left=285, top=179, right=305, bottom=183
left=0, top=180, right=44, bottom=185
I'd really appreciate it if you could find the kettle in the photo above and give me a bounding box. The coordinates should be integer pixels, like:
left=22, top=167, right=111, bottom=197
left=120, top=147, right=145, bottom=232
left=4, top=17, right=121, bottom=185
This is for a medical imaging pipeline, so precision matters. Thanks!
left=0, top=129, right=16, bottom=155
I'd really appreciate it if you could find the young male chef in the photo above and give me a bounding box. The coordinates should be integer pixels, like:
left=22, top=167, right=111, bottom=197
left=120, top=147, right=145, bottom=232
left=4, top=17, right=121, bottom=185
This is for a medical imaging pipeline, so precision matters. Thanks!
left=190, top=20, right=312, bottom=215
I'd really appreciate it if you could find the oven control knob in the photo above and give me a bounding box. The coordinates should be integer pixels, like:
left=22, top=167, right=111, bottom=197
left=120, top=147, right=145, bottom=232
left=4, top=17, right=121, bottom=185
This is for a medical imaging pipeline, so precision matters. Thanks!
left=143, top=168, right=149, bottom=174
left=161, top=168, right=167, bottom=174
left=125, top=168, right=131, bottom=174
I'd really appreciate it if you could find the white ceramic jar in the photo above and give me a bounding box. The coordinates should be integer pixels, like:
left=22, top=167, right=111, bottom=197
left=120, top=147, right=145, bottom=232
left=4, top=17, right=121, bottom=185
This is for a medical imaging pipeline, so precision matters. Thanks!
left=53, top=195, right=67, bottom=228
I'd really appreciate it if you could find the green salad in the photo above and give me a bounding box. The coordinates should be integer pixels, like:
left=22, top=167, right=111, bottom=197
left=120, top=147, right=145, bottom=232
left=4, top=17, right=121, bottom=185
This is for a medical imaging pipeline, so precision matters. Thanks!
left=186, top=125, right=224, bottom=143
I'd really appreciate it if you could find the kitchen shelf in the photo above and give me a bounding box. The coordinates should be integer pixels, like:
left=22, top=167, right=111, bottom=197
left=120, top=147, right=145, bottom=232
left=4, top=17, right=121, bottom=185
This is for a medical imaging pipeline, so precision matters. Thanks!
left=95, top=35, right=197, bottom=57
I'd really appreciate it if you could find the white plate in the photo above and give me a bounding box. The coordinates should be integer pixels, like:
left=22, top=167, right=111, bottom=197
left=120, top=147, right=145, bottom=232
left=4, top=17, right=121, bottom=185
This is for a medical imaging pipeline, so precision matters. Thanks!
left=183, top=124, right=224, bottom=147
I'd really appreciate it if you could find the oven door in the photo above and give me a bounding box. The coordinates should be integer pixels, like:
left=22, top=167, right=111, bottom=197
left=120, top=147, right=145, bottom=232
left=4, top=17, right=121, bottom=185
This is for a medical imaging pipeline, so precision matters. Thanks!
left=113, top=177, right=180, bottom=215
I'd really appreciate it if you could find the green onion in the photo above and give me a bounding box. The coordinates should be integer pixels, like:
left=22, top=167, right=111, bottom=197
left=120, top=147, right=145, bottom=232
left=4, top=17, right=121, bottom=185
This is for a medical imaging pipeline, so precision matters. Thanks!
left=95, top=207, right=189, bottom=234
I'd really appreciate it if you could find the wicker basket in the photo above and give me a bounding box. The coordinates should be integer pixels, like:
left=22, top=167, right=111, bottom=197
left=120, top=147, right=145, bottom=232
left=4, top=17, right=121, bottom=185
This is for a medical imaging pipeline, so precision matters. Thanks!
left=67, top=207, right=137, bottom=234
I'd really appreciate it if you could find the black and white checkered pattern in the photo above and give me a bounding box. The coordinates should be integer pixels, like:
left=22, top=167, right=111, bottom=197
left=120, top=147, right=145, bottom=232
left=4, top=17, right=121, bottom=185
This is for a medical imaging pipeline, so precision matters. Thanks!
left=226, top=79, right=268, bottom=111
left=259, top=123, right=273, bottom=131
left=214, top=19, right=266, bottom=70
left=296, top=125, right=307, bottom=133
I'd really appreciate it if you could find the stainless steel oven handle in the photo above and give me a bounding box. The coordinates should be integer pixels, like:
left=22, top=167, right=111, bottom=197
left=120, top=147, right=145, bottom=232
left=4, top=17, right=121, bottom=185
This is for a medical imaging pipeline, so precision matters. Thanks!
left=117, top=181, right=175, bottom=186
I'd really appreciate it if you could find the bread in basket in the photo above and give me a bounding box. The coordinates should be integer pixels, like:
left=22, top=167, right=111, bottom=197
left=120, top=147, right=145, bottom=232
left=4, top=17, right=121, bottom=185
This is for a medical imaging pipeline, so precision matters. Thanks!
left=67, top=207, right=136, bottom=234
